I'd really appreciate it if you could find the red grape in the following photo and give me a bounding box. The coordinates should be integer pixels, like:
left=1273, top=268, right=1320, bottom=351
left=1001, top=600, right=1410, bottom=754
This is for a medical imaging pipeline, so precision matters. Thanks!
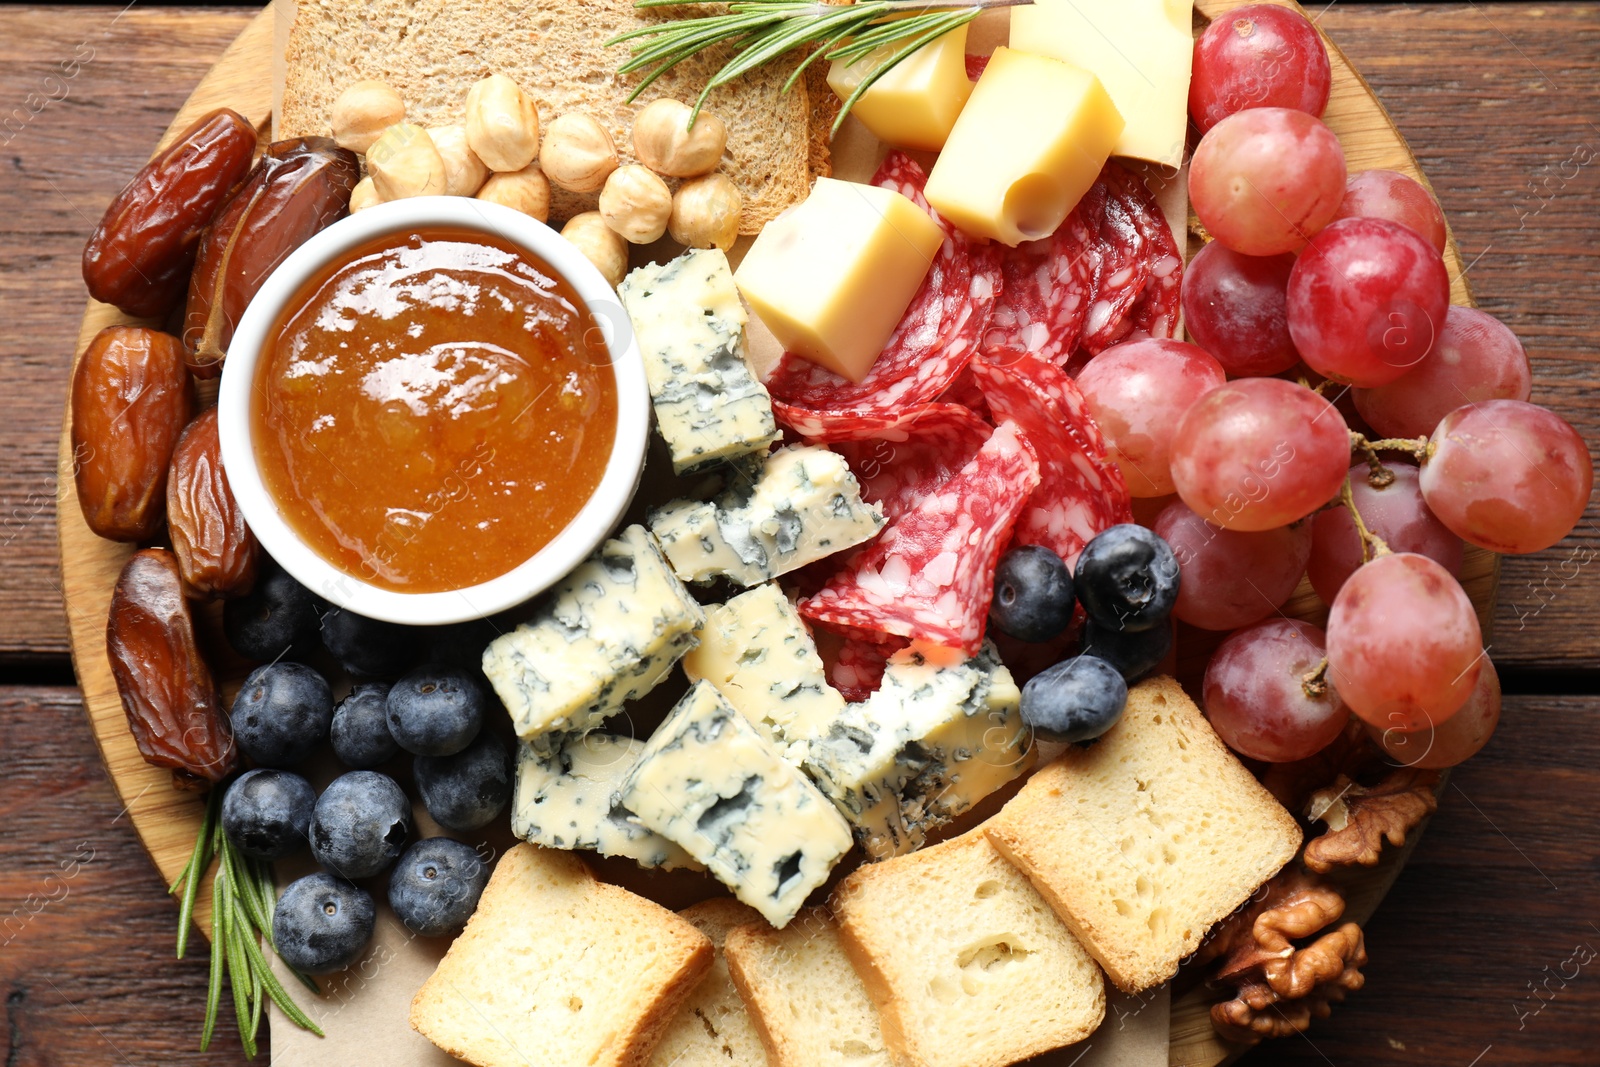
left=1077, top=339, right=1228, bottom=497
left=1370, top=657, right=1501, bottom=769
left=1181, top=241, right=1300, bottom=377
left=1331, top=169, right=1448, bottom=254
left=1325, top=552, right=1483, bottom=732
left=1169, top=377, right=1350, bottom=531
left=1203, top=619, right=1350, bottom=762
left=1286, top=217, right=1451, bottom=387
left=1153, top=498, right=1312, bottom=631
left=1308, top=463, right=1463, bottom=604
left=1189, top=4, right=1332, bottom=135
left=1419, top=399, right=1594, bottom=554
left=1353, top=306, right=1532, bottom=439
left=1189, top=108, right=1347, bottom=256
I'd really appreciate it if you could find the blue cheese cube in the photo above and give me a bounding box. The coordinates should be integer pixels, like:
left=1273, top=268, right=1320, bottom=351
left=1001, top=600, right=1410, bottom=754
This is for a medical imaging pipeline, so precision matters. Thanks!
left=682, top=583, right=847, bottom=765
left=619, top=249, right=781, bottom=475
left=804, top=642, right=1035, bottom=859
left=511, top=733, right=699, bottom=871
left=650, top=446, right=884, bottom=588
left=481, top=525, right=705, bottom=746
left=621, top=681, right=854, bottom=928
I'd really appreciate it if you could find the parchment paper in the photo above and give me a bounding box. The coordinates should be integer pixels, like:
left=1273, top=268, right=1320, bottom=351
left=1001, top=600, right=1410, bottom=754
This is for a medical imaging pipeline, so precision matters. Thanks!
left=266, top=4, right=1176, bottom=1063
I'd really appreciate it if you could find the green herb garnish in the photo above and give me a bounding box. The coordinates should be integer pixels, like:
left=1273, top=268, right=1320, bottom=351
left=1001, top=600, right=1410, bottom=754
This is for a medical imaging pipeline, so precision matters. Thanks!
left=609, top=0, right=1035, bottom=132
left=170, top=786, right=324, bottom=1056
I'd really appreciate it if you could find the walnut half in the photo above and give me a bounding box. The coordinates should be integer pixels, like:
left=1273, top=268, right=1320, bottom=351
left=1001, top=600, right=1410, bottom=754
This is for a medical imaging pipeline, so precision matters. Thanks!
left=1203, top=868, right=1369, bottom=1045
left=1303, top=768, right=1440, bottom=873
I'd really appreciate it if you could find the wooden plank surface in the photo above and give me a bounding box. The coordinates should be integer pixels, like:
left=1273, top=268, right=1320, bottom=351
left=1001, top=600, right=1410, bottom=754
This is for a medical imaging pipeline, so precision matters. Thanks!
left=1, top=3, right=1597, bottom=1067
left=2, top=3, right=1597, bottom=668
left=5, top=684, right=1595, bottom=1065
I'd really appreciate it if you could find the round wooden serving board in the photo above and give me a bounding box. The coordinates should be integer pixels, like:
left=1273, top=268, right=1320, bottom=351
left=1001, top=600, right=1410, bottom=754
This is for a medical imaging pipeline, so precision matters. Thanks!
left=55, top=2, right=1498, bottom=1064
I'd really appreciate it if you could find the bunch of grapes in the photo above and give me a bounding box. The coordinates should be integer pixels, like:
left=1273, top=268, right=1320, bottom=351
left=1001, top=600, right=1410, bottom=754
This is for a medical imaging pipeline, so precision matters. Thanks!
left=1071, top=4, right=1593, bottom=772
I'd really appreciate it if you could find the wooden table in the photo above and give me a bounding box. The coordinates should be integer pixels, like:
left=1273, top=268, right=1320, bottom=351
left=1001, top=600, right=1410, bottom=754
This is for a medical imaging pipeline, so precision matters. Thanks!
left=1, top=4, right=1595, bottom=1064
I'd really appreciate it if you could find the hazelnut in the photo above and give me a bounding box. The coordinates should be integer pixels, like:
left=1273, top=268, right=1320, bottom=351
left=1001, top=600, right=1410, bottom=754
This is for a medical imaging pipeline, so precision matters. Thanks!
left=427, top=124, right=490, bottom=197
left=632, top=98, right=727, bottom=178
left=465, top=74, right=541, bottom=173
left=562, top=212, right=629, bottom=289
left=541, top=113, right=619, bottom=194
left=367, top=123, right=448, bottom=200
left=598, top=165, right=673, bottom=244
left=477, top=164, right=551, bottom=223
left=349, top=176, right=381, bottom=214
left=668, top=173, right=742, bottom=251
left=331, top=79, right=405, bottom=154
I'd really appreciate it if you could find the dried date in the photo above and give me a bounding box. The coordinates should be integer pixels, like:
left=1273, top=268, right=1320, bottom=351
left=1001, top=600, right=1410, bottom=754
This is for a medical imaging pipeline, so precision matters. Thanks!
left=106, top=548, right=238, bottom=786
left=167, top=407, right=259, bottom=598
left=183, top=137, right=361, bottom=376
left=71, top=326, right=196, bottom=541
left=82, top=108, right=257, bottom=319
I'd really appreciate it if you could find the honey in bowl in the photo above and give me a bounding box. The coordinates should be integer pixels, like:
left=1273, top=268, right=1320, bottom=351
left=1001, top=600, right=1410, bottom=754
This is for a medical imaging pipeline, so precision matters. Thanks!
left=253, top=226, right=618, bottom=593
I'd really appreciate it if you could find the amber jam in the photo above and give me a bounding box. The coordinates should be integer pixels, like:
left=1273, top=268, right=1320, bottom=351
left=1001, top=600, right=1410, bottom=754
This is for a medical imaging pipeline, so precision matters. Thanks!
left=253, top=227, right=617, bottom=593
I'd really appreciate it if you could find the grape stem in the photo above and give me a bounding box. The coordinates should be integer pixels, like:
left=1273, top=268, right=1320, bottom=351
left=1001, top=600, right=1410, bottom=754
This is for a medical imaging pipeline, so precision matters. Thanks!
left=1302, top=657, right=1330, bottom=699
left=1339, top=476, right=1392, bottom=562
left=1349, top=429, right=1433, bottom=476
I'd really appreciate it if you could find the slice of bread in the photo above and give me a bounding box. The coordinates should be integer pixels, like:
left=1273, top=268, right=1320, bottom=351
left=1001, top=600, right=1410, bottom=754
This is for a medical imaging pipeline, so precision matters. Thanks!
left=830, top=828, right=1105, bottom=1067
left=281, top=0, right=818, bottom=233
left=724, top=908, right=892, bottom=1067
left=410, top=844, right=713, bottom=1067
left=650, top=898, right=770, bottom=1067
left=985, top=675, right=1303, bottom=994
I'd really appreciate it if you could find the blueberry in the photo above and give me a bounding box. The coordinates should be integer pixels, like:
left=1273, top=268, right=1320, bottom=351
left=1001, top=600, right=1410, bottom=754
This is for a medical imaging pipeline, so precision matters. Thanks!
left=1073, top=525, right=1180, bottom=633
left=229, top=662, right=334, bottom=767
left=1079, top=619, right=1173, bottom=684
left=388, top=838, right=491, bottom=937
left=320, top=607, right=420, bottom=679
left=990, top=545, right=1076, bottom=643
left=1020, top=655, right=1128, bottom=744
left=272, top=872, right=376, bottom=975
left=329, top=683, right=398, bottom=769
left=387, top=665, right=488, bottom=757
left=414, top=731, right=511, bottom=832
left=308, top=771, right=412, bottom=879
left=224, top=562, right=323, bottom=662
left=220, top=769, right=315, bottom=861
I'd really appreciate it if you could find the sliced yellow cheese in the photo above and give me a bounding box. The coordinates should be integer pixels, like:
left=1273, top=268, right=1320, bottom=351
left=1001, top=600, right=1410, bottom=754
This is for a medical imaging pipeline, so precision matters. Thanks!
left=1011, top=0, right=1195, bottom=168
left=924, top=47, right=1124, bottom=247
left=826, top=26, right=974, bottom=152
left=733, top=177, right=944, bottom=383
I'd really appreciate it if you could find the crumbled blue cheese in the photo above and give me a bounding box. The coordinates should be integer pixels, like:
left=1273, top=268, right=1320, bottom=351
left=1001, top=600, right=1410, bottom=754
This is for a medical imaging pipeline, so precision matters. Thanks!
left=621, top=681, right=853, bottom=928
left=804, top=642, right=1034, bottom=859
left=619, top=249, right=780, bottom=475
left=682, top=583, right=847, bottom=764
left=481, top=525, right=704, bottom=747
left=511, top=733, right=699, bottom=871
left=650, top=445, right=884, bottom=587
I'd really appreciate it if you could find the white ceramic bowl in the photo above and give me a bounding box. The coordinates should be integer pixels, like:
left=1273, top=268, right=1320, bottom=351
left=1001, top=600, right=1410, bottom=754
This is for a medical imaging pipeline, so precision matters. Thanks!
left=218, top=196, right=647, bottom=626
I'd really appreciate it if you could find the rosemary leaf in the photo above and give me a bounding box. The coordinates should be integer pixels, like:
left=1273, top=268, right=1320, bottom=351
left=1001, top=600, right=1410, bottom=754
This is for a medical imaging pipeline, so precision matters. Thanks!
left=173, top=789, right=218, bottom=960
left=235, top=922, right=326, bottom=1036
left=200, top=857, right=225, bottom=1052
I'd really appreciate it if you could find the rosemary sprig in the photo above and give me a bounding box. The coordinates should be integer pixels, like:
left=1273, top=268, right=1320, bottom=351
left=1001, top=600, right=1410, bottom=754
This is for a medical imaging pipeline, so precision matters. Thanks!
left=609, top=0, right=1035, bottom=131
left=170, top=785, right=325, bottom=1055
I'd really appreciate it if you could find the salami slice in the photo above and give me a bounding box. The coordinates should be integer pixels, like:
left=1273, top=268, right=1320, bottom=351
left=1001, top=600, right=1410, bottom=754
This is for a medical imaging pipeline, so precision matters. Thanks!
left=826, top=635, right=908, bottom=703
left=831, top=404, right=992, bottom=522
left=800, top=420, right=1041, bottom=655
left=965, top=54, right=989, bottom=81
left=1081, top=175, right=1151, bottom=354
left=1111, top=167, right=1185, bottom=341
left=971, top=355, right=1132, bottom=569
left=937, top=364, right=991, bottom=421
left=764, top=153, right=1001, bottom=434
left=983, top=183, right=1104, bottom=369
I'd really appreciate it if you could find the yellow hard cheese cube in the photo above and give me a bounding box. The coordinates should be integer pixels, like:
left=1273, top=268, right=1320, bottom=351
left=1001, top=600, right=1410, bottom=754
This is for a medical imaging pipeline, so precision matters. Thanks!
left=924, top=47, right=1124, bottom=247
left=1012, top=0, right=1194, bottom=168
left=734, top=178, right=944, bottom=383
left=826, top=26, right=973, bottom=152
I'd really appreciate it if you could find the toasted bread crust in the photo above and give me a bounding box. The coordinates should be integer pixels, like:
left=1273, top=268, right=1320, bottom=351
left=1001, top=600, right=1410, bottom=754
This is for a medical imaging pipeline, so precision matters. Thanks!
left=987, top=676, right=1303, bottom=994
left=282, top=0, right=813, bottom=234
